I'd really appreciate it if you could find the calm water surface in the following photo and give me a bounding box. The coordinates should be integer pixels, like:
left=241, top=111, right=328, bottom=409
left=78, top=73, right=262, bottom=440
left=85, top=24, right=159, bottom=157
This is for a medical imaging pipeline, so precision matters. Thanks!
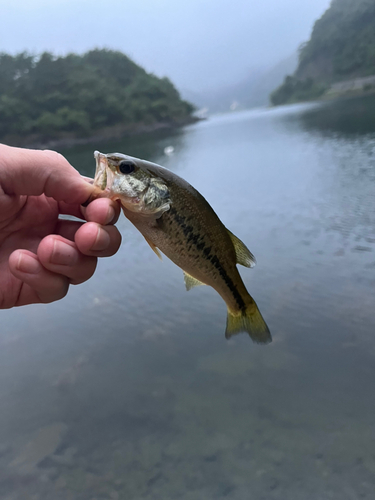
left=1, top=97, right=375, bottom=499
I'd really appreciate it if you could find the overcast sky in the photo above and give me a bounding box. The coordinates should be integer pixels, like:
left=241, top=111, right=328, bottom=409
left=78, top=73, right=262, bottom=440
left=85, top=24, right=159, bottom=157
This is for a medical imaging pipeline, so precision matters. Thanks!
left=1, top=0, right=331, bottom=92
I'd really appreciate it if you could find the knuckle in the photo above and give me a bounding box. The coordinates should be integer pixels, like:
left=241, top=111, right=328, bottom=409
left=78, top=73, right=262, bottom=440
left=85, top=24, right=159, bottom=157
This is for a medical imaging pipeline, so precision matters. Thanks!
left=42, top=149, right=65, bottom=164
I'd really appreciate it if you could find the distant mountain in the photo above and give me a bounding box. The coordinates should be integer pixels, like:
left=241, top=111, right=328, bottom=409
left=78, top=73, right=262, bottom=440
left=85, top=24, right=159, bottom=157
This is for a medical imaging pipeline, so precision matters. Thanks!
left=271, top=0, right=375, bottom=105
left=242, top=54, right=299, bottom=108
left=182, top=53, right=298, bottom=114
left=181, top=67, right=265, bottom=114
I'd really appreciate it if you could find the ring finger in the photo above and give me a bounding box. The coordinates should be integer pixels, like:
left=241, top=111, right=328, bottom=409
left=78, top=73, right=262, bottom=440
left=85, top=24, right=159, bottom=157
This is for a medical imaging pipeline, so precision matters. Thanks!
left=37, top=235, right=98, bottom=285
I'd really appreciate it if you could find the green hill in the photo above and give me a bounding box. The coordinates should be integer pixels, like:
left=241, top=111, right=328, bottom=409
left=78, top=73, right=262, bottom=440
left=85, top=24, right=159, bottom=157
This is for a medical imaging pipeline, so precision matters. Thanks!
left=271, top=0, right=375, bottom=105
left=0, top=49, right=194, bottom=146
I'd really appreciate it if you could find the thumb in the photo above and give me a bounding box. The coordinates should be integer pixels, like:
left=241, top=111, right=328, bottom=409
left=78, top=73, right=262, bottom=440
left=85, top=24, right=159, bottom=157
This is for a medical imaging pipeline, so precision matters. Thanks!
left=0, top=144, right=94, bottom=205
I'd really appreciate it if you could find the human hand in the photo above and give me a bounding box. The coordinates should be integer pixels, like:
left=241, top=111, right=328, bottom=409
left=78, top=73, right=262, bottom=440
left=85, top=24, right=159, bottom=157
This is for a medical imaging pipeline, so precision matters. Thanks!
left=0, top=144, right=122, bottom=308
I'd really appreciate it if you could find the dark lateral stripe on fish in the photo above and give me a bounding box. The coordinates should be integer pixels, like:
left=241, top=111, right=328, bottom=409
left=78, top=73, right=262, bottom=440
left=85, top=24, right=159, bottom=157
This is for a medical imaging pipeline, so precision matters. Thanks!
left=168, top=207, right=246, bottom=311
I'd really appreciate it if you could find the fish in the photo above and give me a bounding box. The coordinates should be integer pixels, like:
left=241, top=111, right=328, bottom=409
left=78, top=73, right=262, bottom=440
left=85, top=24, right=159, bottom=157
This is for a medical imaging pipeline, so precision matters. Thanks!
left=90, top=150, right=271, bottom=344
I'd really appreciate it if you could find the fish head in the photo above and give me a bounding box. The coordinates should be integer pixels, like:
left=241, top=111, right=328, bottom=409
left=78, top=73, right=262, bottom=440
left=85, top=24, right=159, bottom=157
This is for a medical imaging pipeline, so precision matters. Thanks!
left=93, top=151, right=171, bottom=218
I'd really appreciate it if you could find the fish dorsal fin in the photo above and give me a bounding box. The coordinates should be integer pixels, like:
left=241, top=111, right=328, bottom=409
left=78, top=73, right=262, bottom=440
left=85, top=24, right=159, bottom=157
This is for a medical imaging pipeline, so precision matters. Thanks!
left=183, top=271, right=206, bottom=291
left=143, top=236, right=162, bottom=260
left=227, top=229, right=256, bottom=268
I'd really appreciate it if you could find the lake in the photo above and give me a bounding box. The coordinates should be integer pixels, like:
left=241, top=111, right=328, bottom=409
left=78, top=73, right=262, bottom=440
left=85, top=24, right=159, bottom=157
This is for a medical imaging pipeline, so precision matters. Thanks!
left=1, top=96, right=375, bottom=500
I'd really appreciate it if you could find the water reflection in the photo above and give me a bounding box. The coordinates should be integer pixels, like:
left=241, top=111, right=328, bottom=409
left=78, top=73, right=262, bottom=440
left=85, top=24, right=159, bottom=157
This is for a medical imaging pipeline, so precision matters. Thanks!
left=300, top=94, right=375, bottom=136
left=1, top=98, right=375, bottom=499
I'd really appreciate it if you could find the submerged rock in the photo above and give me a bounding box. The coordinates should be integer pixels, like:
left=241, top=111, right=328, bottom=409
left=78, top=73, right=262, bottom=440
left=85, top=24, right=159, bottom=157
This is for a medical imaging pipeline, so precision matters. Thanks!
left=9, top=423, right=68, bottom=474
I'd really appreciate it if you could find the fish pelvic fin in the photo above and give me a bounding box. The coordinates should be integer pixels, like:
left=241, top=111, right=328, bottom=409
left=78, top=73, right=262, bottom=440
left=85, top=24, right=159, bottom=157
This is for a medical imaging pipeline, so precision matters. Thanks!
left=143, top=236, right=162, bottom=260
left=225, top=302, right=271, bottom=344
left=183, top=271, right=206, bottom=291
left=226, top=229, right=256, bottom=268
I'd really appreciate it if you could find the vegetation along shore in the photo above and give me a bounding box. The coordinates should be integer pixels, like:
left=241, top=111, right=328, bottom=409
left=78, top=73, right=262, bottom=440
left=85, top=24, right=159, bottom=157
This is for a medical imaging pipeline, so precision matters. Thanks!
left=0, top=49, right=196, bottom=149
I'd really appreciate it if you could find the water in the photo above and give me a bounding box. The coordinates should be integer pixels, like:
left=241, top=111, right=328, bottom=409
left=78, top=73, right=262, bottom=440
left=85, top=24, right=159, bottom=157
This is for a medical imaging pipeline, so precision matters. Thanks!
left=1, top=96, right=375, bottom=500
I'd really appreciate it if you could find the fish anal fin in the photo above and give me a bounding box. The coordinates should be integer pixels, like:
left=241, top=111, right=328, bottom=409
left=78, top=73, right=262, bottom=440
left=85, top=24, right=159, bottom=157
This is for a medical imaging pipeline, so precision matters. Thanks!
left=227, top=229, right=256, bottom=268
left=225, top=302, right=271, bottom=344
left=143, top=236, right=162, bottom=260
left=183, top=271, right=206, bottom=291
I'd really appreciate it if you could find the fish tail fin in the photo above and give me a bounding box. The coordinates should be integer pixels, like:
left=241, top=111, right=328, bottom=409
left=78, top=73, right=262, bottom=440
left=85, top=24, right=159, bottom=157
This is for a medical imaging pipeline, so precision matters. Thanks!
left=225, top=301, right=271, bottom=344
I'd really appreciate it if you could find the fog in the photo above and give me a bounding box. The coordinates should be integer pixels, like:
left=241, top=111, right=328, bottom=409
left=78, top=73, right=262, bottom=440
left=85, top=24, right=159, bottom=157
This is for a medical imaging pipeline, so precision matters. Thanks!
left=2, top=0, right=331, bottom=92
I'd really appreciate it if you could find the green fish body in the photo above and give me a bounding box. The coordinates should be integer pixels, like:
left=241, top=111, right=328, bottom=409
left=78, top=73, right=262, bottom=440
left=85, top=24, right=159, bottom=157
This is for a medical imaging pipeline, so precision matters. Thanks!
left=91, top=151, right=271, bottom=344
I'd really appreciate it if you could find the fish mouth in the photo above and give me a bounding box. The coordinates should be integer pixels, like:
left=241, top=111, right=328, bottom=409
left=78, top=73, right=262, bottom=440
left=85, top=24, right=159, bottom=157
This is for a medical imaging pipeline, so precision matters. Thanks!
left=93, top=151, right=115, bottom=192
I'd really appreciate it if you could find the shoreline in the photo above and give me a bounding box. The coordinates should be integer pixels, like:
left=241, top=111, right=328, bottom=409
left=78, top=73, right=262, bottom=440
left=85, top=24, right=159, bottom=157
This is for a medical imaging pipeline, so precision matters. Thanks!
left=3, top=117, right=200, bottom=151
left=272, top=80, right=375, bottom=108
left=320, top=86, right=375, bottom=102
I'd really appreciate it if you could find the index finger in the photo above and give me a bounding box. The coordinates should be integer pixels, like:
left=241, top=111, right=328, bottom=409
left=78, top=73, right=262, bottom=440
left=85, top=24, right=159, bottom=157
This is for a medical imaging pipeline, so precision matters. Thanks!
left=0, top=144, right=94, bottom=205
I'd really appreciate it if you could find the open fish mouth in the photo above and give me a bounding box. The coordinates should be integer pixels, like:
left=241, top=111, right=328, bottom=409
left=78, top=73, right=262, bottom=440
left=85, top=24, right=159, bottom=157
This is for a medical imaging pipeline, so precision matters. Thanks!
left=93, top=150, right=117, bottom=194
left=82, top=151, right=116, bottom=207
left=93, top=150, right=109, bottom=191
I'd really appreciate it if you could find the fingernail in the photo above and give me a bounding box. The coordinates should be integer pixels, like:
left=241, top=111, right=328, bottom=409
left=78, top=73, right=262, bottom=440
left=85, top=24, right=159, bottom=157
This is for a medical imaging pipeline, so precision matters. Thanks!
left=51, top=240, right=78, bottom=266
left=104, top=205, right=116, bottom=225
left=91, top=227, right=110, bottom=251
left=17, top=253, right=41, bottom=274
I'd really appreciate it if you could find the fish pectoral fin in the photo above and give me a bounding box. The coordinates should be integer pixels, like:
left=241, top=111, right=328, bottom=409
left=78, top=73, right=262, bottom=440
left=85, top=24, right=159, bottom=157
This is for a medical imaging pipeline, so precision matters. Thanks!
left=183, top=271, right=206, bottom=291
left=143, top=236, right=162, bottom=260
left=226, top=229, right=256, bottom=268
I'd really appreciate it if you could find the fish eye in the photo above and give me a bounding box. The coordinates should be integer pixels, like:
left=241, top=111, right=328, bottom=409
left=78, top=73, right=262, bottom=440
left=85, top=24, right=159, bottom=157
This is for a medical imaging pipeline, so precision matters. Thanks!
left=119, top=160, right=135, bottom=175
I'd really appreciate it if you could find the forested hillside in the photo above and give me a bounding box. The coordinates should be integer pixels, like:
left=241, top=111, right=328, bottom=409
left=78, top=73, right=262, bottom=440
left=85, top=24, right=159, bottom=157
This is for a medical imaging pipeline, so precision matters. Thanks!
left=0, top=49, right=194, bottom=145
left=271, top=0, right=375, bottom=105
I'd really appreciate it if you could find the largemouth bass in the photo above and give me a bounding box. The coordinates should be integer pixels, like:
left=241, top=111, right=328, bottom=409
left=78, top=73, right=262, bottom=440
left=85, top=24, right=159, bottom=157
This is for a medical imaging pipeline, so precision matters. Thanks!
left=90, top=151, right=271, bottom=344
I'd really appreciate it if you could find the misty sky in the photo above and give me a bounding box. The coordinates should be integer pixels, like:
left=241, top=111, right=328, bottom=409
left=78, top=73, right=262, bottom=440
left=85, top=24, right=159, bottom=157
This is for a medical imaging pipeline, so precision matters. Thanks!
left=2, top=0, right=331, bottom=92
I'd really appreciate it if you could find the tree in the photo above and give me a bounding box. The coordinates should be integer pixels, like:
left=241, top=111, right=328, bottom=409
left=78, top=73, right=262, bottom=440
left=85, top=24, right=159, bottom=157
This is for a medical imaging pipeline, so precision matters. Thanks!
left=0, top=49, right=194, bottom=144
